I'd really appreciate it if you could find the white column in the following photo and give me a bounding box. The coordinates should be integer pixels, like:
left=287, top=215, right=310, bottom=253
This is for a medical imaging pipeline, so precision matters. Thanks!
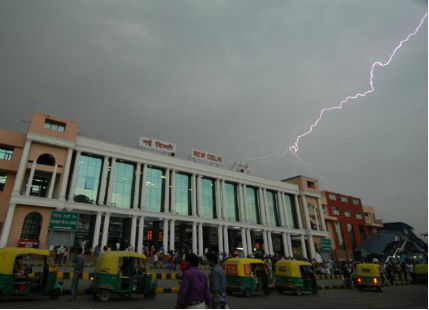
left=191, top=174, right=197, bottom=216
left=197, top=175, right=202, bottom=217
left=68, top=150, right=81, bottom=201
left=48, top=164, right=58, bottom=198
left=262, top=231, right=269, bottom=255
left=258, top=188, right=266, bottom=225
left=221, top=180, right=227, bottom=220
left=217, top=225, right=224, bottom=254
left=282, top=233, right=289, bottom=257
left=106, top=158, right=116, bottom=206
left=140, top=163, right=147, bottom=210
left=223, top=226, right=229, bottom=255
left=137, top=216, right=145, bottom=253
left=192, top=222, right=198, bottom=254
left=300, top=234, right=308, bottom=259
left=130, top=215, right=137, bottom=250
left=133, top=163, right=141, bottom=209
left=59, top=147, right=73, bottom=200
left=241, top=228, right=247, bottom=256
left=280, top=193, right=289, bottom=228
left=98, top=156, right=109, bottom=205
left=163, top=219, right=169, bottom=253
left=263, top=189, right=270, bottom=226
left=287, top=233, right=294, bottom=258
left=301, top=194, right=311, bottom=230
left=277, top=192, right=285, bottom=227
left=215, top=179, right=221, bottom=219
left=0, top=204, right=16, bottom=247
left=294, top=195, right=303, bottom=229
left=170, top=170, right=176, bottom=214
left=12, top=139, right=31, bottom=196
left=238, top=184, right=245, bottom=222
left=242, top=185, right=249, bottom=223
left=318, top=198, right=327, bottom=231
left=308, top=234, right=316, bottom=260
left=169, top=219, right=175, bottom=253
left=25, top=160, right=37, bottom=196
left=198, top=223, right=203, bottom=256
left=101, top=213, right=110, bottom=248
left=92, top=212, right=102, bottom=250
left=267, top=231, right=274, bottom=255
left=164, top=168, right=170, bottom=213
left=246, top=228, right=252, bottom=255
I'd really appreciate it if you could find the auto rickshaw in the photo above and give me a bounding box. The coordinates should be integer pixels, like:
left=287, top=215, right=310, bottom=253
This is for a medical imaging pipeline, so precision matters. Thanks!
left=274, top=260, right=318, bottom=296
left=0, top=247, right=62, bottom=299
left=413, top=264, right=428, bottom=282
left=224, top=258, right=273, bottom=297
left=91, top=251, right=156, bottom=302
left=355, top=263, right=383, bottom=292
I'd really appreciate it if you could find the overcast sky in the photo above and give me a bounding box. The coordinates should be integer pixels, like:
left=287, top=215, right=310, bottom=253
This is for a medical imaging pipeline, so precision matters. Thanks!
left=0, top=0, right=427, bottom=234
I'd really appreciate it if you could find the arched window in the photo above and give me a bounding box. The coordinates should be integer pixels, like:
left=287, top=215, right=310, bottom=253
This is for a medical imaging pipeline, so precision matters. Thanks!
left=36, top=153, right=55, bottom=166
left=20, top=212, right=42, bottom=240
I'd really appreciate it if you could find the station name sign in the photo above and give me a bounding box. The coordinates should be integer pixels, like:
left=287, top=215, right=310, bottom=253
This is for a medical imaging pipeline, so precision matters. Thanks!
left=48, top=210, right=79, bottom=231
left=139, top=137, right=176, bottom=154
left=191, top=148, right=223, bottom=165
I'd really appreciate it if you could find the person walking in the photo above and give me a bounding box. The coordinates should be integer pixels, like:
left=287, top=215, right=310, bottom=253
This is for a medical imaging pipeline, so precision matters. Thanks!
left=71, top=248, right=84, bottom=301
left=207, top=253, right=227, bottom=309
left=176, top=253, right=210, bottom=309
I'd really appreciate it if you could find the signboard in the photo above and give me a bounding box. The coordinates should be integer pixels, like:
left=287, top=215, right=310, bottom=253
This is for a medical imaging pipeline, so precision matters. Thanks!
left=361, top=248, right=368, bottom=258
left=191, top=148, right=223, bottom=165
left=321, top=238, right=332, bottom=251
left=234, top=161, right=250, bottom=173
left=18, top=239, right=39, bottom=248
left=48, top=211, right=79, bottom=231
left=139, top=137, right=176, bottom=155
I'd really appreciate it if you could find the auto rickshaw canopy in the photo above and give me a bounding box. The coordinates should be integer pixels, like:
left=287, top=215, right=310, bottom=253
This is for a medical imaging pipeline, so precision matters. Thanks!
left=0, top=247, right=50, bottom=274
left=95, top=251, right=147, bottom=274
left=224, top=258, right=265, bottom=277
left=275, top=260, right=312, bottom=277
left=356, top=263, right=381, bottom=277
left=414, top=264, right=428, bottom=274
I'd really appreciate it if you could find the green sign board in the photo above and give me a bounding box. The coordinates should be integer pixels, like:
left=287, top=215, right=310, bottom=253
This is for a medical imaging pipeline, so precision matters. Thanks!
left=321, top=238, right=332, bottom=251
left=361, top=248, right=368, bottom=258
left=48, top=211, right=79, bottom=231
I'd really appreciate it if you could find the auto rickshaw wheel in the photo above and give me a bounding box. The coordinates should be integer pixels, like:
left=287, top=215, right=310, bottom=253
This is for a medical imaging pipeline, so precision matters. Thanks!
left=98, top=290, right=112, bottom=302
left=295, top=287, right=302, bottom=296
left=243, top=288, right=251, bottom=298
left=377, top=286, right=383, bottom=293
left=49, top=289, right=61, bottom=300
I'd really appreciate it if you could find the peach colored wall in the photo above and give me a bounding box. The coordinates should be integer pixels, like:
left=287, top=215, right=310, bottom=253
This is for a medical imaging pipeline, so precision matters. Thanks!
left=28, top=111, right=78, bottom=141
left=282, top=176, right=320, bottom=195
left=8, top=205, right=53, bottom=249
left=0, top=130, right=25, bottom=173
left=27, top=142, right=67, bottom=174
left=0, top=174, right=16, bottom=224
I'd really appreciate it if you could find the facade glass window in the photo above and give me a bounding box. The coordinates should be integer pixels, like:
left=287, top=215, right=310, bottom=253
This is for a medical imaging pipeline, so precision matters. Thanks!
left=347, top=223, right=356, bottom=249
left=364, top=213, right=370, bottom=223
left=20, top=212, right=42, bottom=240
left=0, top=173, right=6, bottom=191
left=328, top=194, right=336, bottom=200
left=341, top=196, right=348, bottom=203
left=145, top=167, right=165, bottom=212
left=344, top=209, right=351, bottom=217
left=201, top=177, right=216, bottom=218
left=175, top=172, right=191, bottom=216
left=0, top=146, right=13, bottom=161
left=44, top=119, right=66, bottom=132
left=352, top=199, right=359, bottom=205
left=111, top=161, right=134, bottom=209
left=283, top=194, right=298, bottom=228
left=246, top=187, right=260, bottom=225
left=331, top=207, right=339, bottom=215
left=266, top=191, right=280, bottom=226
left=224, top=182, right=239, bottom=222
left=334, top=222, right=344, bottom=249
left=322, top=205, right=327, bottom=214
left=355, top=212, right=362, bottom=219
left=74, top=154, right=102, bottom=204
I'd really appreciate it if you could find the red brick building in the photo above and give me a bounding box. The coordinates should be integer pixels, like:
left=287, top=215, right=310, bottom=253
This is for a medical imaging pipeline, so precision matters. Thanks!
left=323, top=191, right=370, bottom=260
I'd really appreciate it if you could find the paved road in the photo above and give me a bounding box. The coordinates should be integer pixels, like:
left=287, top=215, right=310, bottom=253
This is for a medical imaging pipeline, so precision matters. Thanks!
left=0, top=284, right=426, bottom=309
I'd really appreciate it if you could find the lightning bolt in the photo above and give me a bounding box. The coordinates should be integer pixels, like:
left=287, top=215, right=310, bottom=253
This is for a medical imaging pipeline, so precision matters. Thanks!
left=289, top=12, right=428, bottom=154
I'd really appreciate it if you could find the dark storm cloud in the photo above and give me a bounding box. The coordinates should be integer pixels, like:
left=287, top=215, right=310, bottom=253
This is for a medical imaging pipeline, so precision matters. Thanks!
left=0, top=0, right=427, bottom=233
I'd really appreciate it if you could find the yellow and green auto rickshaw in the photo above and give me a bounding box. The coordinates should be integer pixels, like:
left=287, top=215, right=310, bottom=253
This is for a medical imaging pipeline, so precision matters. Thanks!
left=356, top=263, right=383, bottom=292
left=413, top=264, right=428, bottom=282
left=274, top=260, right=318, bottom=296
left=90, top=251, right=156, bottom=302
left=224, top=258, right=272, bottom=297
left=0, top=247, right=62, bottom=299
